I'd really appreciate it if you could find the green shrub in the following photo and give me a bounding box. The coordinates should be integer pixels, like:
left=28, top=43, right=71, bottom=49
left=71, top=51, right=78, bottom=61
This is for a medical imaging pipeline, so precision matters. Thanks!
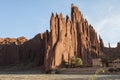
left=64, top=56, right=83, bottom=68
left=75, top=58, right=83, bottom=67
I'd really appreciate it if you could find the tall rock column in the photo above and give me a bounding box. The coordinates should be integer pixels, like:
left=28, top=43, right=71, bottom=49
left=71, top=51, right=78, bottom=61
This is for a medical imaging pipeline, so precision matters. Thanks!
left=44, top=4, right=100, bottom=70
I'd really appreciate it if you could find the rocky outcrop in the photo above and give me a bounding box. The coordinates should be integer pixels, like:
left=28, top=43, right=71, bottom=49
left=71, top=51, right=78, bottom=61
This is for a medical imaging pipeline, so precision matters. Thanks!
left=99, top=36, right=120, bottom=59
left=100, top=39, right=120, bottom=60
left=99, top=36, right=104, bottom=48
left=44, top=4, right=100, bottom=70
left=0, top=37, right=27, bottom=45
left=0, top=37, right=27, bottom=65
left=0, top=33, right=47, bottom=66
left=0, top=4, right=101, bottom=70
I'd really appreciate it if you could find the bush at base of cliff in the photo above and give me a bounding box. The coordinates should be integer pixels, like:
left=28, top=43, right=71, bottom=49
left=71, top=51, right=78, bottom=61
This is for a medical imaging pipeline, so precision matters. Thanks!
left=64, top=57, right=83, bottom=68
left=75, top=57, right=83, bottom=67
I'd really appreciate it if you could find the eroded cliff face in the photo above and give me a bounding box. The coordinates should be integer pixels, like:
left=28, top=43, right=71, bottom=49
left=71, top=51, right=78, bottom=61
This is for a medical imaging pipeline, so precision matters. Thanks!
left=0, top=4, right=100, bottom=70
left=44, top=4, right=100, bottom=70
left=0, top=37, right=27, bottom=65
left=0, top=33, right=48, bottom=66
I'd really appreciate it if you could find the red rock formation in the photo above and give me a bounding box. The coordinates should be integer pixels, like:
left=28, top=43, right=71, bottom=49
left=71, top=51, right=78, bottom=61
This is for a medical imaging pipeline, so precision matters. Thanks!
left=100, top=39, right=120, bottom=61
left=0, top=37, right=27, bottom=66
left=0, top=34, right=47, bottom=66
left=44, top=4, right=100, bottom=70
left=99, top=36, right=104, bottom=49
left=0, top=4, right=101, bottom=70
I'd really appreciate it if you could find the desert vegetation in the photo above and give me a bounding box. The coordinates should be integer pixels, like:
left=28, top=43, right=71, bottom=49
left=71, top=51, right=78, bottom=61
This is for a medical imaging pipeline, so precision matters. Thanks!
left=64, top=57, right=83, bottom=68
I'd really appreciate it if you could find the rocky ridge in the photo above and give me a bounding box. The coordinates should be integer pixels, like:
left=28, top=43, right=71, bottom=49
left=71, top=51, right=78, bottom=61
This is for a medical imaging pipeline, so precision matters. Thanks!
left=0, top=4, right=114, bottom=70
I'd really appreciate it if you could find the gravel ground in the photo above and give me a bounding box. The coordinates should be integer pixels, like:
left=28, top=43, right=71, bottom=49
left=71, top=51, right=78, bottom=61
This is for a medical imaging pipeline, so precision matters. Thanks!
left=0, top=74, right=119, bottom=80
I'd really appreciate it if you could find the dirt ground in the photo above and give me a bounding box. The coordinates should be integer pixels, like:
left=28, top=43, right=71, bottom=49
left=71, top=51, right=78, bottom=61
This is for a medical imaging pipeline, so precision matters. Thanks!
left=0, top=74, right=119, bottom=80
left=0, top=67, right=119, bottom=80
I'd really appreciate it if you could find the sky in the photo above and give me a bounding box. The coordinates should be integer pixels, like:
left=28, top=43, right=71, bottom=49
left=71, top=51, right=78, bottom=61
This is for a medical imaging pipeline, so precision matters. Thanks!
left=0, top=0, right=120, bottom=47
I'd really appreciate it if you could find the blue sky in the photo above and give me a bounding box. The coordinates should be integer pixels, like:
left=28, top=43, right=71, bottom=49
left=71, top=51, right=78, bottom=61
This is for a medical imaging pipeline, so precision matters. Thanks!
left=0, top=0, right=120, bottom=47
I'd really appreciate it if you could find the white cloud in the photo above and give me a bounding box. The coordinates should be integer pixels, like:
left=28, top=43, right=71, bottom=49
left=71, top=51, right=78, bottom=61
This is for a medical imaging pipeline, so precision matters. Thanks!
left=95, top=14, right=120, bottom=33
left=94, top=14, right=120, bottom=47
